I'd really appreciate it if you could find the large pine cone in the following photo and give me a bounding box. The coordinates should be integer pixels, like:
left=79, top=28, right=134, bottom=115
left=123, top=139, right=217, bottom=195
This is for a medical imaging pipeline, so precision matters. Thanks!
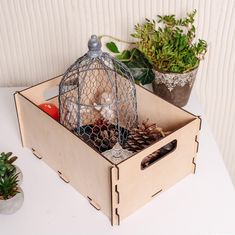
left=124, top=119, right=171, bottom=152
left=76, top=118, right=122, bottom=152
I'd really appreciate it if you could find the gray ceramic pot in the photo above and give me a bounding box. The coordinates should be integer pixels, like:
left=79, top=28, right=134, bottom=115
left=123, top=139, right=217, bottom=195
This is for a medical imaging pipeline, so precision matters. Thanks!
left=152, top=67, right=198, bottom=107
left=0, top=187, right=24, bottom=214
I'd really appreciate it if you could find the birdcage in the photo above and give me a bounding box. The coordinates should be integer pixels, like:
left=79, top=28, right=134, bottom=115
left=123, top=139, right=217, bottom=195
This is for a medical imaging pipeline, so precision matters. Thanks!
left=59, top=35, right=138, bottom=154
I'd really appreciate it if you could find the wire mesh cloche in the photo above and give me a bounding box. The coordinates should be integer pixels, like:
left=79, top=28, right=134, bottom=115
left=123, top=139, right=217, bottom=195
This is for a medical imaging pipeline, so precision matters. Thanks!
left=59, top=35, right=138, bottom=154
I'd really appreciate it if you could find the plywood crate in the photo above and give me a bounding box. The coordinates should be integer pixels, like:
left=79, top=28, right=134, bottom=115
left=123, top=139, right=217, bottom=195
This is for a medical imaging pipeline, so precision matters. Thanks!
left=14, top=75, right=201, bottom=225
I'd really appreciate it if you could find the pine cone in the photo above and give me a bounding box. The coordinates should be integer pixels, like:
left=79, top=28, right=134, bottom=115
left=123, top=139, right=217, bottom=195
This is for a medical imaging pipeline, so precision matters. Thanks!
left=88, top=118, right=119, bottom=152
left=124, top=119, right=171, bottom=152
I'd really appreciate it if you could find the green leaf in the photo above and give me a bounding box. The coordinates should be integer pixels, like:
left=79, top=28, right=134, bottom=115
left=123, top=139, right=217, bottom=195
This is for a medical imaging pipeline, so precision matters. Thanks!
left=5, top=152, right=13, bottom=157
left=106, top=42, right=120, bottom=53
left=116, top=50, right=131, bottom=60
left=120, top=49, right=155, bottom=85
left=0, top=172, right=19, bottom=199
left=8, top=156, right=17, bottom=164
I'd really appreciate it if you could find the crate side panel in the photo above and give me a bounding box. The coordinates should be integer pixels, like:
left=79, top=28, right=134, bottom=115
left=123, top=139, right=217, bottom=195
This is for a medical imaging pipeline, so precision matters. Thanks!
left=16, top=93, right=113, bottom=219
left=14, top=93, right=27, bottom=147
left=136, top=85, right=196, bottom=130
left=117, top=118, right=200, bottom=220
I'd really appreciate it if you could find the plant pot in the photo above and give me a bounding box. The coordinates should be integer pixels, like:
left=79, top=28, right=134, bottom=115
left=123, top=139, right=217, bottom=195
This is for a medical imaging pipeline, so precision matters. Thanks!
left=152, top=67, right=198, bottom=107
left=14, top=165, right=23, bottom=185
left=0, top=187, right=24, bottom=214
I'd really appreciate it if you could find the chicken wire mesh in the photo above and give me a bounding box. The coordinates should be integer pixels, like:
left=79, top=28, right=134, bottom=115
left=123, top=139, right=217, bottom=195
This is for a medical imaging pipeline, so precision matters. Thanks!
left=59, top=35, right=138, bottom=153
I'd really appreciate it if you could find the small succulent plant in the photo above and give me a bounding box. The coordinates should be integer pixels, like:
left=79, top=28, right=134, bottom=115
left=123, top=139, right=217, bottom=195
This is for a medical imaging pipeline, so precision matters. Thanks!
left=0, top=152, right=17, bottom=177
left=0, top=173, right=19, bottom=200
left=0, top=152, right=19, bottom=200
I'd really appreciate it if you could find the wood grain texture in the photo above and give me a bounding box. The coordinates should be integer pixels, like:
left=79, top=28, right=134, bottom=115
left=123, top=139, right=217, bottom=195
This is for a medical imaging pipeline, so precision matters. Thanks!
left=0, top=0, right=235, bottom=186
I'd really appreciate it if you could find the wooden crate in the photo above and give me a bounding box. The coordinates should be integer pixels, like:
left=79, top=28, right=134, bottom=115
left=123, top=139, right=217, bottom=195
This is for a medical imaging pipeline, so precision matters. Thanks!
left=14, top=75, right=201, bottom=225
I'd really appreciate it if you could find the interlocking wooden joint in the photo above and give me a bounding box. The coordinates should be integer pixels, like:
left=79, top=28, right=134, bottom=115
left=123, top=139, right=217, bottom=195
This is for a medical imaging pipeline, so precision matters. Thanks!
left=31, top=148, right=43, bottom=159
left=58, top=171, right=70, bottom=183
left=87, top=196, right=101, bottom=211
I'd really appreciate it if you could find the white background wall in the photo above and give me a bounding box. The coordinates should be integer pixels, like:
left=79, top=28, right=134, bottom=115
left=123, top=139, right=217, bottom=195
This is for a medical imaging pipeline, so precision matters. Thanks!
left=0, top=0, right=235, bottom=185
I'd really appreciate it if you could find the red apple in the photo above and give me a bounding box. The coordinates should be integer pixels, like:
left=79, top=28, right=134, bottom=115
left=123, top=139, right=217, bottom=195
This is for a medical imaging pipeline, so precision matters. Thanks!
left=38, top=103, right=59, bottom=121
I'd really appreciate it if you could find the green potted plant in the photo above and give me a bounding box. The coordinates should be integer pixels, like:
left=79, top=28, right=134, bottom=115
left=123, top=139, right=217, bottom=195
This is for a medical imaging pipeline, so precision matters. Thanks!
left=0, top=152, right=23, bottom=185
left=0, top=152, right=24, bottom=214
left=102, top=10, right=207, bottom=107
left=131, top=10, right=207, bottom=106
left=102, top=38, right=155, bottom=86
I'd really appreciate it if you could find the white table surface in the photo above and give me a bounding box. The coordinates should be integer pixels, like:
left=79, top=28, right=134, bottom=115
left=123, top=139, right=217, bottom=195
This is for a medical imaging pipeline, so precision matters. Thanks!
left=0, top=88, right=235, bottom=235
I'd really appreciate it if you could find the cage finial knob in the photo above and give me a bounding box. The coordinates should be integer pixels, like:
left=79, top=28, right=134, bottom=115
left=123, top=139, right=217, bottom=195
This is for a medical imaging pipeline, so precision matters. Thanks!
left=87, top=35, right=102, bottom=57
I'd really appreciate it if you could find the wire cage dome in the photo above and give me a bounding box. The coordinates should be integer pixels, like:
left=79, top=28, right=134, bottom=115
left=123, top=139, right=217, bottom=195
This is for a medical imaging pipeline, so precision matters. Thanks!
left=59, top=35, right=138, bottom=153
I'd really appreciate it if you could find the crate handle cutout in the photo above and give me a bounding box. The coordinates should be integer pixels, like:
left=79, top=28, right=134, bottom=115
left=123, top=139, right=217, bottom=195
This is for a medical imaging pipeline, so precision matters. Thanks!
left=141, top=139, right=177, bottom=170
left=43, top=86, right=59, bottom=101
